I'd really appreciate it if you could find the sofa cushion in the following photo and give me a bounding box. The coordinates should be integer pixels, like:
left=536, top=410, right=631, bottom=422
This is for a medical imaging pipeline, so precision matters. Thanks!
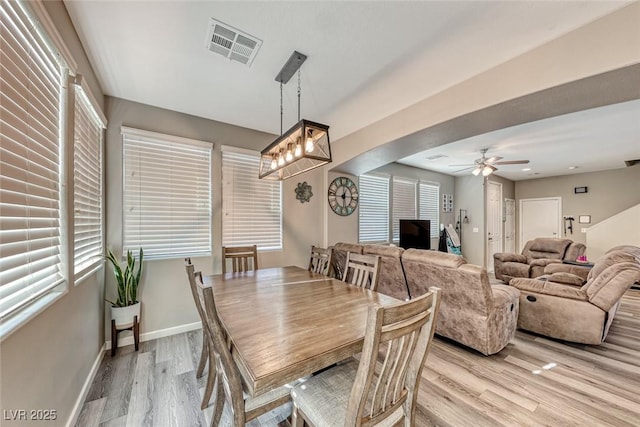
left=547, top=272, right=585, bottom=287
left=511, top=277, right=588, bottom=301
left=525, top=238, right=572, bottom=262
left=363, top=245, right=409, bottom=300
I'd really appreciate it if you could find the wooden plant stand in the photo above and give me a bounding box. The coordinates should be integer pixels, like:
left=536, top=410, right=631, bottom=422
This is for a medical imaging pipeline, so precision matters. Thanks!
left=111, top=315, right=140, bottom=356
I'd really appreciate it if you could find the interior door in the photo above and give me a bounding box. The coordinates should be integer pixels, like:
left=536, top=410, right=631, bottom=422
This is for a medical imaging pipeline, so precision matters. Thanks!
left=486, top=181, right=502, bottom=272
left=504, top=198, right=516, bottom=253
left=519, top=197, right=562, bottom=251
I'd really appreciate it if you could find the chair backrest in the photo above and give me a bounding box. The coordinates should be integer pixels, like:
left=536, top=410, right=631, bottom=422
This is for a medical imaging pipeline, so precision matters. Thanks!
left=197, top=273, right=247, bottom=425
left=331, top=242, right=365, bottom=279
left=523, top=238, right=572, bottom=261
left=308, top=245, right=333, bottom=276
left=222, top=245, right=258, bottom=274
left=345, top=288, right=441, bottom=426
left=342, top=252, right=381, bottom=291
left=184, top=259, right=208, bottom=328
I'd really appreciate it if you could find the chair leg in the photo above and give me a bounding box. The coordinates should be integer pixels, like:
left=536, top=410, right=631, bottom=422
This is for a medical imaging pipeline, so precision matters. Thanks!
left=291, top=403, right=304, bottom=427
left=201, top=344, right=217, bottom=409
left=196, top=331, right=208, bottom=378
left=211, top=374, right=225, bottom=427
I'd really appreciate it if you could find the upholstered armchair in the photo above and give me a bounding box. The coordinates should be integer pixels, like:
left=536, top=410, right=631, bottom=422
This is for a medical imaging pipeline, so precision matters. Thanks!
left=402, top=249, right=520, bottom=355
left=511, top=249, right=640, bottom=344
left=494, top=238, right=586, bottom=283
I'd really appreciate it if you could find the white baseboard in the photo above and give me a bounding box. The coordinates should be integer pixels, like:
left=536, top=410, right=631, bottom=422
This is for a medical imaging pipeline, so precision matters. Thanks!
left=105, top=321, right=202, bottom=350
left=66, top=343, right=106, bottom=427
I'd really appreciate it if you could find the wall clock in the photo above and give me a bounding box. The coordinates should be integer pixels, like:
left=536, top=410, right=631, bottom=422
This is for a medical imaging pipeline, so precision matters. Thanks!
left=328, top=176, right=359, bottom=216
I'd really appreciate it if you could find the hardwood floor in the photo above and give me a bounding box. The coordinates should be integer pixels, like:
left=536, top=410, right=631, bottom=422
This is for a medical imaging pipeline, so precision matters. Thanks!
left=77, top=289, right=640, bottom=426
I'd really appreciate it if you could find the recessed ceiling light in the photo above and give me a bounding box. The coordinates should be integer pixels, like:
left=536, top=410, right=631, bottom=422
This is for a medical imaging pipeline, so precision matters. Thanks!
left=568, top=166, right=578, bottom=170
left=425, top=154, right=447, bottom=161
left=522, top=168, right=531, bottom=171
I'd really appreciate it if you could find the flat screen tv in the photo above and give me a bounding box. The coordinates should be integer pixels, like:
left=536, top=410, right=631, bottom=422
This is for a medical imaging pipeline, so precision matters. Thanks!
left=399, top=219, right=431, bottom=250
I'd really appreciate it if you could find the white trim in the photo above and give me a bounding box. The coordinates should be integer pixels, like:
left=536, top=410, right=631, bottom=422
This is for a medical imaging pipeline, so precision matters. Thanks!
left=65, top=344, right=106, bottom=427
left=27, top=0, right=78, bottom=72
left=74, top=74, right=106, bottom=127
left=121, top=126, right=213, bottom=149
left=105, top=321, right=202, bottom=350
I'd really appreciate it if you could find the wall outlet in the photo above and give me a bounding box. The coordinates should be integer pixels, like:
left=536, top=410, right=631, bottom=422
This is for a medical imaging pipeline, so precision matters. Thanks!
left=581, top=228, right=587, bottom=233
left=473, top=227, right=479, bottom=233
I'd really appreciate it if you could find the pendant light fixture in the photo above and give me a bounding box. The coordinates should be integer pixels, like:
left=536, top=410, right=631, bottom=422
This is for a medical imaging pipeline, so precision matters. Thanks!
left=259, top=51, right=331, bottom=180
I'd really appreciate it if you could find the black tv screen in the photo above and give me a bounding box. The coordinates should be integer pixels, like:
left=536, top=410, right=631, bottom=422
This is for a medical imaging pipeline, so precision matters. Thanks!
left=399, top=219, right=431, bottom=250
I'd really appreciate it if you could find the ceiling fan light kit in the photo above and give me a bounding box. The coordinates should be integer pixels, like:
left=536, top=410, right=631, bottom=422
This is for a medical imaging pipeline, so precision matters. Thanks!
left=259, top=51, right=332, bottom=180
left=453, top=148, right=529, bottom=176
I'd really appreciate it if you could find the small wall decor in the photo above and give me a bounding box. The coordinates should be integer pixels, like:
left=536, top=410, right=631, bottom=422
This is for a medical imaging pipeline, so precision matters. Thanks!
left=442, top=194, right=453, bottom=213
left=574, top=186, right=588, bottom=194
left=295, top=181, right=313, bottom=203
left=579, top=215, right=591, bottom=224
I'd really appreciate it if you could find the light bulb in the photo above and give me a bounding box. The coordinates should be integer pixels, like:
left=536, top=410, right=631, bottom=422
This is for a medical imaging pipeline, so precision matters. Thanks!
left=270, top=155, right=277, bottom=170
left=472, top=166, right=482, bottom=176
left=285, top=143, right=293, bottom=162
left=305, top=132, right=314, bottom=153
left=277, top=151, right=284, bottom=166
left=294, top=138, right=302, bottom=157
left=482, top=165, right=495, bottom=176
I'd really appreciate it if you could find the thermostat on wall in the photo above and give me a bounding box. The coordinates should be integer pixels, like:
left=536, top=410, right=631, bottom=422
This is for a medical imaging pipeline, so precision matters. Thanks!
left=574, top=186, right=588, bottom=194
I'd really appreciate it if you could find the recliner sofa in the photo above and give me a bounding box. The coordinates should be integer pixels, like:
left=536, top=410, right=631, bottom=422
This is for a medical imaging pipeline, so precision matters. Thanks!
left=494, top=238, right=585, bottom=283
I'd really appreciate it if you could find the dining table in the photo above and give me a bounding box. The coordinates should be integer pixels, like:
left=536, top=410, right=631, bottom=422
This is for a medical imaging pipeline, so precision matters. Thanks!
left=203, top=265, right=399, bottom=397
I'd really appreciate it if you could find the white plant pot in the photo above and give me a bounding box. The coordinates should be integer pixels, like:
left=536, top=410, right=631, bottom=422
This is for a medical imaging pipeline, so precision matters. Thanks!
left=111, top=302, right=141, bottom=328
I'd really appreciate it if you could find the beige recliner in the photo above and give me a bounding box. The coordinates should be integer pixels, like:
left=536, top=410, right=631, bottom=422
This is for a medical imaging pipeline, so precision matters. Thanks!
left=510, top=249, right=640, bottom=345
left=494, top=238, right=586, bottom=283
left=402, top=249, right=519, bottom=355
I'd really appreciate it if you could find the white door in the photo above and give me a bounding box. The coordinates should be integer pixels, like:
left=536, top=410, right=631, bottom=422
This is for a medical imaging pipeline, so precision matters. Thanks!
left=519, top=197, right=562, bottom=251
left=505, top=198, right=516, bottom=253
left=486, top=181, right=502, bottom=272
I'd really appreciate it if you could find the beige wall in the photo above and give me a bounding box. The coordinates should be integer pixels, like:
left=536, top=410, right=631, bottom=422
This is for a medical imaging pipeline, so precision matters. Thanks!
left=454, top=176, right=486, bottom=266
left=515, top=165, right=640, bottom=253
left=104, top=97, right=325, bottom=337
left=0, top=1, right=106, bottom=426
left=587, top=204, right=640, bottom=260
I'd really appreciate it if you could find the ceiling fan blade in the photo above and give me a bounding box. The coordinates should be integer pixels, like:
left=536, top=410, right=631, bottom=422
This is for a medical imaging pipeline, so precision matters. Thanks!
left=485, top=156, right=503, bottom=163
left=452, top=166, right=475, bottom=173
left=495, top=160, right=530, bottom=165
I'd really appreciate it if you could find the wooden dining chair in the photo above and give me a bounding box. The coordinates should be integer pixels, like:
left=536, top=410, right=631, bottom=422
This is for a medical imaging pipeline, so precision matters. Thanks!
left=196, top=275, right=294, bottom=426
left=290, top=287, right=441, bottom=427
left=184, top=259, right=217, bottom=410
left=222, top=245, right=258, bottom=274
left=342, top=252, right=381, bottom=291
left=308, top=245, right=333, bottom=276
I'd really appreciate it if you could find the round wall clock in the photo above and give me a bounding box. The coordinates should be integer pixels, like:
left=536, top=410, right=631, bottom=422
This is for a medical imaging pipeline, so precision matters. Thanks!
left=328, top=176, right=359, bottom=216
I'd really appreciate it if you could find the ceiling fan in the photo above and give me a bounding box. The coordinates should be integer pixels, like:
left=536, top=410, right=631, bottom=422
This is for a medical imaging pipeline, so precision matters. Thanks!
left=450, top=148, right=530, bottom=176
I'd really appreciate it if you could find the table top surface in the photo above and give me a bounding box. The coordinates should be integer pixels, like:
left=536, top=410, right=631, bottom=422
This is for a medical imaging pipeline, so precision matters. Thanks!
left=203, top=266, right=399, bottom=396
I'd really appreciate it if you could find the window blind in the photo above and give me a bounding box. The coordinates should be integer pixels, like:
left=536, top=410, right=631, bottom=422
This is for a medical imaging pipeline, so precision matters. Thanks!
left=392, top=177, right=417, bottom=242
left=419, top=182, right=440, bottom=238
left=73, top=83, right=105, bottom=282
left=0, top=0, right=65, bottom=320
left=122, top=127, right=212, bottom=260
left=221, top=146, right=282, bottom=251
left=358, top=174, right=389, bottom=243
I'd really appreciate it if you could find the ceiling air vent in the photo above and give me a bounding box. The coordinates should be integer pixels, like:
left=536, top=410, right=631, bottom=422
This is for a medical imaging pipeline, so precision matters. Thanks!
left=425, top=154, right=447, bottom=161
left=205, top=18, right=262, bottom=66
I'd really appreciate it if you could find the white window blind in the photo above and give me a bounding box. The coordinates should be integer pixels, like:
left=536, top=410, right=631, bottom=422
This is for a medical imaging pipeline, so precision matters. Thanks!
left=0, top=0, right=65, bottom=321
left=419, top=182, right=440, bottom=238
left=358, top=174, right=389, bottom=243
left=122, top=127, right=212, bottom=260
left=392, top=177, right=417, bottom=242
left=221, top=146, right=282, bottom=251
left=73, top=83, right=105, bottom=282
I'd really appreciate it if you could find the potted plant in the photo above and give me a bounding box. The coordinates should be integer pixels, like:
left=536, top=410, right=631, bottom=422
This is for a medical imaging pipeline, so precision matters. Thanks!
left=106, top=248, right=143, bottom=328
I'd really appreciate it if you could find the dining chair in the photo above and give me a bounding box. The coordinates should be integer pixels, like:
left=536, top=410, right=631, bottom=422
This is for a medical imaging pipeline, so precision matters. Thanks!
left=184, top=259, right=217, bottom=410
left=290, top=287, right=441, bottom=427
left=342, top=252, right=381, bottom=291
left=308, top=245, right=333, bottom=276
left=195, top=274, right=294, bottom=426
left=222, top=245, right=258, bottom=274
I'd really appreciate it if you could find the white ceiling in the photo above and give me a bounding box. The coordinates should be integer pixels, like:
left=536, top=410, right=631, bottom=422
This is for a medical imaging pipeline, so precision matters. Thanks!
left=64, top=1, right=638, bottom=178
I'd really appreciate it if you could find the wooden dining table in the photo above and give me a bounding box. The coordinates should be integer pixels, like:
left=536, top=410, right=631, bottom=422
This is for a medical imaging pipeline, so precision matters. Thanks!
left=203, top=266, right=399, bottom=396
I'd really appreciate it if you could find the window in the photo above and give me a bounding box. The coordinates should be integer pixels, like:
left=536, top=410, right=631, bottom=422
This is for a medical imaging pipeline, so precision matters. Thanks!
left=122, top=127, right=212, bottom=260
left=359, top=173, right=441, bottom=244
left=419, top=182, right=440, bottom=239
left=0, top=1, right=66, bottom=330
left=221, top=146, right=282, bottom=250
left=358, top=174, right=390, bottom=243
left=73, top=82, right=106, bottom=283
left=392, top=177, right=417, bottom=242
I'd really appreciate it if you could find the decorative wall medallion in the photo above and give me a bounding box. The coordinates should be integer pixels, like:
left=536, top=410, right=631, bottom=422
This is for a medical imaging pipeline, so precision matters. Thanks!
left=295, top=181, right=313, bottom=203
left=328, top=176, right=359, bottom=216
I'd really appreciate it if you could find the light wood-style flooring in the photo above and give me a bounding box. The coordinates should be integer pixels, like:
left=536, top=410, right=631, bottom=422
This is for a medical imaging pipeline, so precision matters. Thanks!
left=77, top=289, right=640, bottom=426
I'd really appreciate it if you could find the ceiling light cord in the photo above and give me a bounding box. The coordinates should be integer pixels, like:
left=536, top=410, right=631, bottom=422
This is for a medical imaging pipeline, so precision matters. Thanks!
left=297, top=69, right=301, bottom=122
